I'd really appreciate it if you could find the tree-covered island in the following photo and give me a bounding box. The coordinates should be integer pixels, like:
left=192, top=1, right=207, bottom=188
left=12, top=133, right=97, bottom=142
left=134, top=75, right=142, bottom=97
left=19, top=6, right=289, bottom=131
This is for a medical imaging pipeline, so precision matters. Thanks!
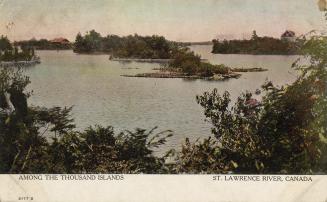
left=212, top=30, right=302, bottom=55
left=74, top=30, right=177, bottom=59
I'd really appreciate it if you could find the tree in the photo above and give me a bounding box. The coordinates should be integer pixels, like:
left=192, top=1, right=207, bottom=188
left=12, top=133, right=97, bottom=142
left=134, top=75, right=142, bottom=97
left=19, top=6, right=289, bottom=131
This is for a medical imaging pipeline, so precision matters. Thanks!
left=251, top=30, right=258, bottom=41
left=0, top=35, right=12, bottom=52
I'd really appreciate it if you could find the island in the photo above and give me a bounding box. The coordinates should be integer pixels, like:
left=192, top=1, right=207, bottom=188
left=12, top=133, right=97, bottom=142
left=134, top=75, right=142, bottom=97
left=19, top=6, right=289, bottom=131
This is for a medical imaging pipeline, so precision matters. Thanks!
left=73, top=30, right=181, bottom=59
left=0, top=36, right=40, bottom=67
left=211, top=30, right=302, bottom=55
left=121, top=47, right=267, bottom=81
left=14, top=38, right=72, bottom=50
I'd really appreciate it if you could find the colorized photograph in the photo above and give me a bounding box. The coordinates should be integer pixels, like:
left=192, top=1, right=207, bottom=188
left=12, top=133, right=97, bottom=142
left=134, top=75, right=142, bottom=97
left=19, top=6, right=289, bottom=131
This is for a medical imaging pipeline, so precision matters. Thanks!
left=0, top=0, right=327, bottom=174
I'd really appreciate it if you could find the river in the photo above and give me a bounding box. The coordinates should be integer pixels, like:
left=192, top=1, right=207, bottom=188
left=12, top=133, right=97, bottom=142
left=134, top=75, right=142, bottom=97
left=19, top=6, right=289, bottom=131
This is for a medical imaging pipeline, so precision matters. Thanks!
left=25, top=45, right=299, bottom=152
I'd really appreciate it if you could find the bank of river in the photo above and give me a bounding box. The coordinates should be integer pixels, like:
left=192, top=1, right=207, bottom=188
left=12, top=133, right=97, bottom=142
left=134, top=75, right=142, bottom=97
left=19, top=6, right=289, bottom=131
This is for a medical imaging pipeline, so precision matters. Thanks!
left=121, top=71, right=242, bottom=80
left=25, top=46, right=298, bottom=153
left=121, top=67, right=267, bottom=80
left=0, top=58, right=40, bottom=67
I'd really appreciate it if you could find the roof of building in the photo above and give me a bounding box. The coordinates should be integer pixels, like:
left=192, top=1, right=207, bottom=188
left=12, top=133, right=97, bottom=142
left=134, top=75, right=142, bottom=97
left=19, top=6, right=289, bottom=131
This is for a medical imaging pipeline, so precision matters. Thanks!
left=50, top=38, right=70, bottom=44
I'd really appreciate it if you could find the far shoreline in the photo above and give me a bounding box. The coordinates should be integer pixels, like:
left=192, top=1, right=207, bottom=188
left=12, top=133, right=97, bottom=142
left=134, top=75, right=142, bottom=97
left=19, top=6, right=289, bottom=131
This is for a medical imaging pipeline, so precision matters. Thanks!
left=43, top=49, right=302, bottom=57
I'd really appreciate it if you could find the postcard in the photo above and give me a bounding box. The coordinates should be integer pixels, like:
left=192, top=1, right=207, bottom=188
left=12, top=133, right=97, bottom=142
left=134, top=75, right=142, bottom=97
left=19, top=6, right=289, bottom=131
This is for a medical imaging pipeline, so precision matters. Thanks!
left=0, top=0, right=327, bottom=201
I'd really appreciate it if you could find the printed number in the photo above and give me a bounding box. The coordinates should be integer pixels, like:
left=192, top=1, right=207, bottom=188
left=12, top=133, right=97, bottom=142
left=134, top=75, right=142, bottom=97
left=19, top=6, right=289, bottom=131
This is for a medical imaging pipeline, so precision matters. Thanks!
left=18, top=196, right=34, bottom=201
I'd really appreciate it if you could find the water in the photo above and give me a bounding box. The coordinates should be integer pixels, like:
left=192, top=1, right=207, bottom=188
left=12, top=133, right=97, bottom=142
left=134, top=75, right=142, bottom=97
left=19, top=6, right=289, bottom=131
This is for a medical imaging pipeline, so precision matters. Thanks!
left=25, top=45, right=299, bottom=152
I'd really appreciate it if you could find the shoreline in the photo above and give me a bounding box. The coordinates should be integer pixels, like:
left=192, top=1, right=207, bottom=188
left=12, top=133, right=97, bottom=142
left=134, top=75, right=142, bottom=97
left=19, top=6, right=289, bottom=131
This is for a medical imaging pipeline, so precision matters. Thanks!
left=111, top=58, right=172, bottom=63
left=110, top=57, right=209, bottom=63
left=211, top=52, right=301, bottom=56
left=121, top=66, right=266, bottom=81
left=121, top=71, right=242, bottom=81
left=0, top=59, right=41, bottom=68
left=232, top=67, right=268, bottom=72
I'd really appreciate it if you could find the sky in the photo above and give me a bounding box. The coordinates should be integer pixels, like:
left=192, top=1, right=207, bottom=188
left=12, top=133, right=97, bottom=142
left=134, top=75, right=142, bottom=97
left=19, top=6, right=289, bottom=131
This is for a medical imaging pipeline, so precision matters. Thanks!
left=0, top=0, right=326, bottom=42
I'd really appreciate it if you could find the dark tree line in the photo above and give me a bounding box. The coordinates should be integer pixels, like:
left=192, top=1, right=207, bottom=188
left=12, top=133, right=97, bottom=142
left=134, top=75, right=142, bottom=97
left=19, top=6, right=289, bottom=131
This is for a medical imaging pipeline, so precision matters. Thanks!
left=14, top=38, right=71, bottom=50
left=74, top=30, right=179, bottom=59
left=212, top=31, right=301, bottom=55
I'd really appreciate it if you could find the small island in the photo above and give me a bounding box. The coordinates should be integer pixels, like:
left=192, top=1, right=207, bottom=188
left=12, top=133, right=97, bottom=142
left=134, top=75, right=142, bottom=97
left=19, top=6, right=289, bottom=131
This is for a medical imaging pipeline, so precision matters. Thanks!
left=121, top=48, right=267, bottom=81
left=0, top=36, right=40, bottom=67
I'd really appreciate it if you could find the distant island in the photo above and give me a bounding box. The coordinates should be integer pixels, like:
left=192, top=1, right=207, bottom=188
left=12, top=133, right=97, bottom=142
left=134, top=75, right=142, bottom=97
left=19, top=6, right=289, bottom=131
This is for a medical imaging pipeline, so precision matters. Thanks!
left=73, top=30, right=214, bottom=57
left=212, top=30, right=302, bottom=55
left=0, top=35, right=40, bottom=67
left=178, top=41, right=213, bottom=46
left=15, top=38, right=72, bottom=50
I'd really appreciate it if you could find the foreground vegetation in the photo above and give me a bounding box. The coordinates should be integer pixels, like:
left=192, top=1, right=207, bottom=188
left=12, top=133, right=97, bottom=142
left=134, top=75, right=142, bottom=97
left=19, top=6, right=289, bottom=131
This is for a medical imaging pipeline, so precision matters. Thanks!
left=0, top=36, right=36, bottom=62
left=212, top=31, right=301, bottom=55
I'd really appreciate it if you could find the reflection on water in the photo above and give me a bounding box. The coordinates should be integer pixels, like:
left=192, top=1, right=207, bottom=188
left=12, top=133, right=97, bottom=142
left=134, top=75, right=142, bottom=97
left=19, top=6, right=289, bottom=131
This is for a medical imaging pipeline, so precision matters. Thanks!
left=25, top=46, right=299, bottom=152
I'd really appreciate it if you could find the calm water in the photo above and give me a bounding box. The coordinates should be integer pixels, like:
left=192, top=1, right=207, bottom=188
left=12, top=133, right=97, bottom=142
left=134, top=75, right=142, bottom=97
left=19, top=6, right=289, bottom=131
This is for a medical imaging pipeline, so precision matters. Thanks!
left=25, top=45, right=299, bottom=152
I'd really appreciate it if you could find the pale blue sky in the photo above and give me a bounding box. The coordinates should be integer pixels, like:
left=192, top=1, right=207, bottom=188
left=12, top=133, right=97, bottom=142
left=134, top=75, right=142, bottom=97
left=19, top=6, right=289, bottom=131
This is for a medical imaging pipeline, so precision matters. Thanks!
left=0, top=0, right=326, bottom=41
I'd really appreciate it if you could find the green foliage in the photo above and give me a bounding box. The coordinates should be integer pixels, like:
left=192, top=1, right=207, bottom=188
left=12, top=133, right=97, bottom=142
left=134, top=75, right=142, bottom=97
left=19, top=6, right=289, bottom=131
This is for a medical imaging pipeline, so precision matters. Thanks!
left=172, top=137, right=233, bottom=174
left=168, top=49, right=230, bottom=76
left=15, top=38, right=71, bottom=50
left=73, top=30, right=177, bottom=59
left=43, top=126, right=173, bottom=173
left=212, top=30, right=301, bottom=55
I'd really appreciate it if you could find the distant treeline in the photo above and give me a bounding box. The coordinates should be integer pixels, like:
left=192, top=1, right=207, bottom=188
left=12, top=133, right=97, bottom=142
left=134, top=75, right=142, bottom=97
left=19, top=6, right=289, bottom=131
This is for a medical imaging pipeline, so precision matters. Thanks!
left=74, top=30, right=182, bottom=59
left=179, top=41, right=213, bottom=46
left=14, top=39, right=71, bottom=50
left=212, top=31, right=301, bottom=55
